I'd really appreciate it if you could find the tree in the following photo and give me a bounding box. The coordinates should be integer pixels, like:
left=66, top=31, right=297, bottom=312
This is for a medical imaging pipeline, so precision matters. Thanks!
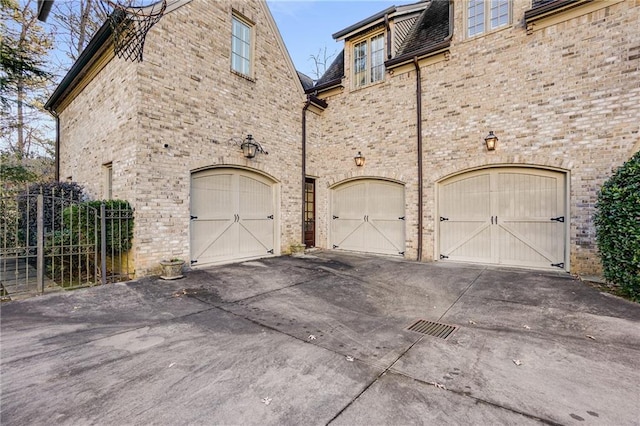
left=308, top=46, right=337, bottom=81
left=0, top=0, right=54, bottom=163
left=52, top=0, right=105, bottom=62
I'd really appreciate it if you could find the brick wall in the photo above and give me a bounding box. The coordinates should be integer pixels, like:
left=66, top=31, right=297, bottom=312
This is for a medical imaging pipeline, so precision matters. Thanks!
left=308, top=0, right=640, bottom=275
left=58, top=0, right=305, bottom=275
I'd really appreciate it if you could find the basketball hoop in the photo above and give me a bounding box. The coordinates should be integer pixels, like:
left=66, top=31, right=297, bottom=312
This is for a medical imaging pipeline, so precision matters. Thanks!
left=99, top=0, right=167, bottom=62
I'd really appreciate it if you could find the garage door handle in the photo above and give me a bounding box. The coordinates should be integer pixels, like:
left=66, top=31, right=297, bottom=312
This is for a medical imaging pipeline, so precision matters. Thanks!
left=491, top=216, right=494, bottom=225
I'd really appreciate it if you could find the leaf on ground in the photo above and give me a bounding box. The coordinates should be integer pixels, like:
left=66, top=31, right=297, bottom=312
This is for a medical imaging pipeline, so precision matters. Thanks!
left=523, top=325, right=531, bottom=329
left=433, top=382, right=446, bottom=390
left=586, top=335, right=596, bottom=340
left=346, top=356, right=355, bottom=362
left=513, top=359, right=522, bottom=366
left=261, top=397, right=272, bottom=405
left=468, top=320, right=476, bottom=325
left=308, top=334, right=317, bottom=340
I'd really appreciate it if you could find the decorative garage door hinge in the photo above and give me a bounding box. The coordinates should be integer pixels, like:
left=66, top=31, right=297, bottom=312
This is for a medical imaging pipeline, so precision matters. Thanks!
left=267, top=249, right=274, bottom=254
left=333, top=244, right=339, bottom=248
left=190, top=215, right=198, bottom=220
left=398, top=216, right=405, bottom=220
left=332, top=215, right=339, bottom=219
left=440, top=254, right=449, bottom=259
left=440, top=217, right=449, bottom=221
left=551, top=262, right=564, bottom=268
left=267, top=215, right=274, bottom=219
left=550, top=216, right=565, bottom=222
left=190, top=260, right=197, bottom=264
left=399, top=251, right=405, bottom=255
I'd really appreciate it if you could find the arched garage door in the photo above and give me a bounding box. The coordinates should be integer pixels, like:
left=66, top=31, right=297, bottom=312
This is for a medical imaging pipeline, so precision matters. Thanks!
left=438, top=167, right=567, bottom=270
left=190, top=168, right=276, bottom=266
left=331, top=179, right=405, bottom=256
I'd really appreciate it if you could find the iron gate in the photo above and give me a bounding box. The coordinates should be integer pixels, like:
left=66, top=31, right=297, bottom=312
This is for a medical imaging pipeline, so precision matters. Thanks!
left=0, top=192, right=133, bottom=300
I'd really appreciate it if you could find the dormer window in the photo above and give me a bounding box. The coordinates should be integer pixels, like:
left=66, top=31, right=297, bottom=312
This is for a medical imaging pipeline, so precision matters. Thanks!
left=467, top=0, right=510, bottom=37
left=353, top=32, right=385, bottom=88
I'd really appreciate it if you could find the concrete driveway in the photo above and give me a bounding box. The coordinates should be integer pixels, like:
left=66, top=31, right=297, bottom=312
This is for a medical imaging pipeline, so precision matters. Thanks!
left=1, top=251, right=639, bottom=425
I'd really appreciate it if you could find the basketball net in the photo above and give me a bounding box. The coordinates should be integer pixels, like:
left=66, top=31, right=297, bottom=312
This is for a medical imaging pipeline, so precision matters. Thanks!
left=99, top=0, right=167, bottom=62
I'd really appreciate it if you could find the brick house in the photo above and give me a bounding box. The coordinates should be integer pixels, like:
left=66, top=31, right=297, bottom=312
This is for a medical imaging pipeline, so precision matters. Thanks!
left=46, top=0, right=639, bottom=277
left=304, top=0, right=639, bottom=275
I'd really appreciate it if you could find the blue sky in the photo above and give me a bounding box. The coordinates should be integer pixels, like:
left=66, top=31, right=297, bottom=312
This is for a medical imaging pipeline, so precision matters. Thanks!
left=267, top=1, right=399, bottom=78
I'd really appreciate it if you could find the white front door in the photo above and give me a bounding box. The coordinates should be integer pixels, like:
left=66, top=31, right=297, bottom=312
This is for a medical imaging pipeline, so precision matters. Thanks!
left=331, top=179, right=405, bottom=256
left=190, top=168, right=275, bottom=266
left=439, top=168, right=566, bottom=269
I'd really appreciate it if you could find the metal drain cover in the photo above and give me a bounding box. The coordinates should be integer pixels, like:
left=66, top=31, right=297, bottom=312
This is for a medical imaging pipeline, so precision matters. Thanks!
left=407, top=319, right=457, bottom=339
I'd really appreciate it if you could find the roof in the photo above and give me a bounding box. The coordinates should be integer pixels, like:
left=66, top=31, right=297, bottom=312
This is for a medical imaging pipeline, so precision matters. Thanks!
left=311, top=0, right=450, bottom=92
left=297, top=71, right=315, bottom=91
left=386, top=0, right=451, bottom=67
left=311, top=49, right=344, bottom=92
left=524, top=0, right=590, bottom=21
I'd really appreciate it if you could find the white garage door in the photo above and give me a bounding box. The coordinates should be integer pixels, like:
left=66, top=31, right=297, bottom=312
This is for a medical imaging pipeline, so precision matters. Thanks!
left=439, top=168, right=566, bottom=270
left=331, top=179, right=405, bottom=256
left=190, top=168, right=276, bottom=266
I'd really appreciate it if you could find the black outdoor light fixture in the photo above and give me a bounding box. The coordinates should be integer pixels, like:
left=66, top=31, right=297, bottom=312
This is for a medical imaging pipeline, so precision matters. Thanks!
left=354, top=151, right=365, bottom=167
left=240, top=134, right=268, bottom=159
left=484, top=131, right=498, bottom=151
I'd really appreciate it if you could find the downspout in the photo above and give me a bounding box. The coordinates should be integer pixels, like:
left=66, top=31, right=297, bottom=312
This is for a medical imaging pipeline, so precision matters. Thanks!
left=301, top=96, right=312, bottom=245
left=48, top=108, right=60, bottom=181
left=413, top=57, right=423, bottom=261
left=385, top=13, right=392, bottom=59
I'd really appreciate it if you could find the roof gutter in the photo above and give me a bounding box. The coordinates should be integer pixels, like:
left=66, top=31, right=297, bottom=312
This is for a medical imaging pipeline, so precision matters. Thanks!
left=384, top=40, right=450, bottom=69
left=307, top=78, right=342, bottom=94
left=333, top=6, right=396, bottom=40
left=524, top=0, right=592, bottom=21
left=44, top=21, right=113, bottom=112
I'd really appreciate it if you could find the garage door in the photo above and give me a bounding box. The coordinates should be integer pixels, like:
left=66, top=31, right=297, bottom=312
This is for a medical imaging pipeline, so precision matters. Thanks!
left=190, top=168, right=276, bottom=266
left=439, top=168, right=566, bottom=269
left=331, top=179, right=405, bottom=256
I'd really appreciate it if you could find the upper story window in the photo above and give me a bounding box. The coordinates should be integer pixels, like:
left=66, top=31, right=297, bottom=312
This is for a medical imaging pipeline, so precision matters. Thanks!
left=231, top=14, right=253, bottom=77
left=467, top=0, right=510, bottom=37
left=353, top=32, right=385, bottom=88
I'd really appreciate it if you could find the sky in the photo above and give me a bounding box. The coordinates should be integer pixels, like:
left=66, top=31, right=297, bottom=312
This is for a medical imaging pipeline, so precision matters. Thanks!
left=266, top=1, right=399, bottom=78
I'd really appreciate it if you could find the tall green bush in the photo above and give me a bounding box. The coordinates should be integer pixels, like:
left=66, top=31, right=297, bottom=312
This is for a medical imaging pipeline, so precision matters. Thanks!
left=18, top=181, right=85, bottom=247
left=594, top=151, right=640, bottom=301
left=62, top=200, right=134, bottom=253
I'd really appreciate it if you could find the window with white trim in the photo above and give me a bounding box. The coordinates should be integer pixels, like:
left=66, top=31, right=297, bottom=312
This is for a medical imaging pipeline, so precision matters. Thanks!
left=231, top=14, right=253, bottom=76
left=467, top=0, right=510, bottom=37
left=353, top=32, right=385, bottom=88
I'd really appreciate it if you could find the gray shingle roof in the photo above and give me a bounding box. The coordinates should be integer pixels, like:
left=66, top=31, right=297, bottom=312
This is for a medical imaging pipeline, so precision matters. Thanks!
left=297, top=71, right=315, bottom=91
left=395, top=0, right=450, bottom=58
left=312, top=49, right=344, bottom=91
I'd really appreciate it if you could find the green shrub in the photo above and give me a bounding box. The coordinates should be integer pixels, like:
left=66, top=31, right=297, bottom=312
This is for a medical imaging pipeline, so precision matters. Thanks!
left=594, top=151, right=640, bottom=301
left=18, top=181, right=85, bottom=247
left=62, top=200, right=134, bottom=253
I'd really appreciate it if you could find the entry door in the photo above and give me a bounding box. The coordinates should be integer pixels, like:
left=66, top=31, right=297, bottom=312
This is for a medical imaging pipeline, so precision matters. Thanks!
left=304, top=178, right=315, bottom=247
left=331, top=180, right=405, bottom=256
left=439, top=168, right=566, bottom=269
left=190, top=169, right=275, bottom=266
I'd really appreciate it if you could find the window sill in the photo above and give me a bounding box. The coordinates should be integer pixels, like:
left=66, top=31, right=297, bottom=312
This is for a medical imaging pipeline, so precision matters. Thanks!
left=464, top=24, right=512, bottom=42
left=231, top=69, right=256, bottom=83
left=351, top=78, right=385, bottom=92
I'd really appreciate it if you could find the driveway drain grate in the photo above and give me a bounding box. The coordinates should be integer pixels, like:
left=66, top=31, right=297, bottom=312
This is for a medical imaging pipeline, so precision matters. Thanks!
left=407, top=319, right=457, bottom=339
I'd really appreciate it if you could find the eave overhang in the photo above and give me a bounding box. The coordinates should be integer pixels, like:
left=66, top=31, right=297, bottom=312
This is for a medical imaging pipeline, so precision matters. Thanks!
left=524, top=0, right=592, bottom=22
left=384, top=40, right=450, bottom=69
left=44, top=21, right=113, bottom=112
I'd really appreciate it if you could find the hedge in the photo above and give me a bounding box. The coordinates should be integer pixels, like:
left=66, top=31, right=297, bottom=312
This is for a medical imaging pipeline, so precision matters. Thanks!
left=594, top=151, right=640, bottom=301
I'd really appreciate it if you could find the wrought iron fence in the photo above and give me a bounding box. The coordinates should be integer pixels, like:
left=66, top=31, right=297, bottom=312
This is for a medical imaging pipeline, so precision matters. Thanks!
left=0, top=190, right=134, bottom=301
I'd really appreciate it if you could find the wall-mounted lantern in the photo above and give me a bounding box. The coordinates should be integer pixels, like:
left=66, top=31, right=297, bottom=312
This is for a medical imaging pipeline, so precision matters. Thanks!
left=239, top=134, right=268, bottom=159
left=484, top=131, right=498, bottom=151
left=354, top=151, right=365, bottom=167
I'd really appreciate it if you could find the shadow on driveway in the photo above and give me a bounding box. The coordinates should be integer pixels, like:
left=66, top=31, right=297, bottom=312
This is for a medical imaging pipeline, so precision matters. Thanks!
left=1, top=251, right=639, bottom=425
